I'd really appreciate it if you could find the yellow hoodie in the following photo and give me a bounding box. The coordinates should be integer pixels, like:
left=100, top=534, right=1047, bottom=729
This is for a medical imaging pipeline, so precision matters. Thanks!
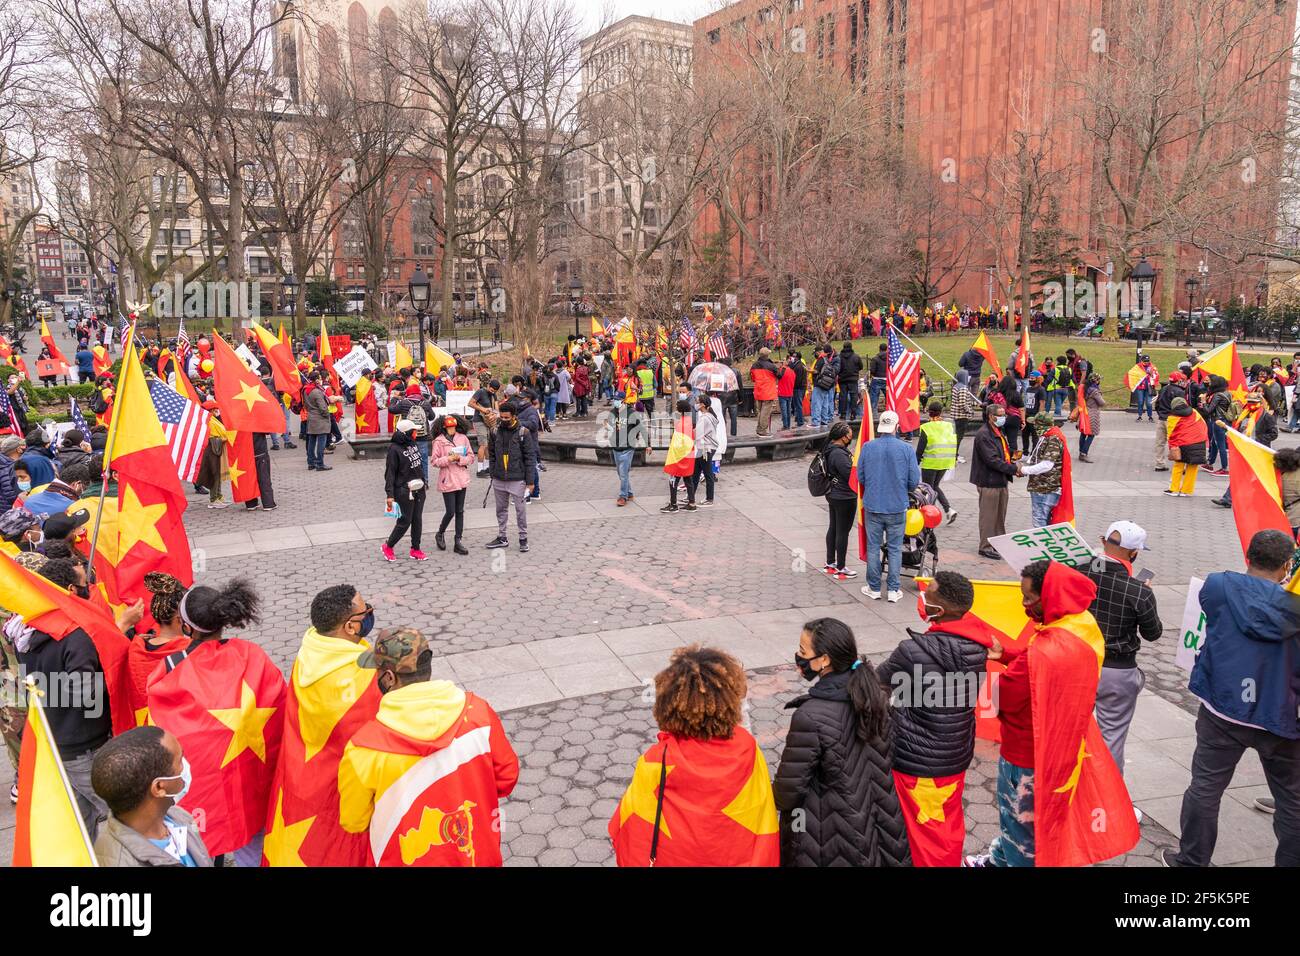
left=338, top=680, right=467, bottom=834
left=291, top=627, right=377, bottom=761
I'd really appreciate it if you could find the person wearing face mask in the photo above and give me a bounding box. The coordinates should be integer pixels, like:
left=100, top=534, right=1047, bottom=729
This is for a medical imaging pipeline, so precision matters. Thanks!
left=1083, top=522, right=1162, bottom=783
left=970, top=403, right=1021, bottom=559
left=339, top=628, right=519, bottom=866
left=90, top=727, right=212, bottom=867
left=877, top=572, right=997, bottom=866
left=774, top=617, right=911, bottom=866
left=0, top=435, right=25, bottom=511
left=262, top=584, right=383, bottom=867
left=23, top=461, right=91, bottom=522
left=431, top=414, right=473, bottom=555
left=17, top=556, right=137, bottom=841
left=145, top=580, right=286, bottom=867
left=966, top=560, right=1138, bottom=868
left=0, top=507, right=43, bottom=554
left=382, top=419, right=428, bottom=562
left=1164, top=529, right=1300, bottom=866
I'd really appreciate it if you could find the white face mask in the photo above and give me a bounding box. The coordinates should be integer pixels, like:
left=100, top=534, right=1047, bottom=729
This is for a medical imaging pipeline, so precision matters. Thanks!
left=155, top=756, right=192, bottom=804
left=994, top=416, right=1007, bottom=428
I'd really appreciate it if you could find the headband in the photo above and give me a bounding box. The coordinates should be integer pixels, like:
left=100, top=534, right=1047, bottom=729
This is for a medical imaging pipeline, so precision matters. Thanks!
left=177, top=591, right=215, bottom=635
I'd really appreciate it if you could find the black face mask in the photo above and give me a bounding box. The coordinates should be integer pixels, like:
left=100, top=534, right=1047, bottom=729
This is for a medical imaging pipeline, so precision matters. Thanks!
left=794, top=653, right=820, bottom=682
left=71, top=584, right=91, bottom=600
left=355, top=609, right=375, bottom=638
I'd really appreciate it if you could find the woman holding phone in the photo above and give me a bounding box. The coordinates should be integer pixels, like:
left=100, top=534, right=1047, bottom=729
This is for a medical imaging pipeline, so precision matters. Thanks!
left=431, top=414, right=473, bottom=555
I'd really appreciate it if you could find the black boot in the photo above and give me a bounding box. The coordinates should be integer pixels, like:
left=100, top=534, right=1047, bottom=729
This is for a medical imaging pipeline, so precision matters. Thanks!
left=453, top=539, right=468, bottom=555
left=435, top=531, right=447, bottom=551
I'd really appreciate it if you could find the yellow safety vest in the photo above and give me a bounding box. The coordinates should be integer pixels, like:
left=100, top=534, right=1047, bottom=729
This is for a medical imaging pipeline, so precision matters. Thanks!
left=919, top=419, right=957, bottom=470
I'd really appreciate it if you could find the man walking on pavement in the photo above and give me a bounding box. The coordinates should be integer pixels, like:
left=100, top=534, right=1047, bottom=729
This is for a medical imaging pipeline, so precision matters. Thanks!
left=485, top=400, right=536, bottom=552
left=857, top=410, right=920, bottom=603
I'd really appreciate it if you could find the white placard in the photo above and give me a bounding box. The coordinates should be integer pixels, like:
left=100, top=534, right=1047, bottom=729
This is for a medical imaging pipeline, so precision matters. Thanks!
left=333, top=345, right=378, bottom=387
left=444, top=388, right=473, bottom=415
left=234, top=343, right=261, bottom=373
left=1175, top=577, right=1207, bottom=672
left=989, top=522, right=1097, bottom=574
left=386, top=342, right=397, bottom=368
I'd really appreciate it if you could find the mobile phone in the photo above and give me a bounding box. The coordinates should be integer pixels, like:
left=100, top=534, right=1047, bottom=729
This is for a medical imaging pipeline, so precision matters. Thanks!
left=1135, top=567, right=1155, bottom=584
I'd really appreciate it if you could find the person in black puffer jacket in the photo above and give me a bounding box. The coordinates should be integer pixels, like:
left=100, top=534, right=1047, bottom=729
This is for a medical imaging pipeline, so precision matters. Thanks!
left=876, top=571, right=994, bottom=866
left=774, top=617, right=912, bottom=867
left=822, top=423, right=857, bottom=578
left=382, top=420, right=427, bottom=561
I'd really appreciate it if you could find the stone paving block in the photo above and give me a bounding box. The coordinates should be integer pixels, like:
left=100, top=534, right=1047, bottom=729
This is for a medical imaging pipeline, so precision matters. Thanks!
left=524, top=633, right=619, bottom=669
left=598, top=624, right=687, bottom=657
left=1127, top=691, right=1199, bottom=741
left=1137, top=793, right=1280, bottom=866
left=449, top=644, right=538, bottom=681
left=468, top=670, right=564, bottom=712
left=545, top=659, right=640, bottom=698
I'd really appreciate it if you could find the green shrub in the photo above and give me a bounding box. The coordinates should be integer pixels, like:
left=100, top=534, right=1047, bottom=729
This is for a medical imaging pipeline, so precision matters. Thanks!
left=323, top=317, right=387, bottom=340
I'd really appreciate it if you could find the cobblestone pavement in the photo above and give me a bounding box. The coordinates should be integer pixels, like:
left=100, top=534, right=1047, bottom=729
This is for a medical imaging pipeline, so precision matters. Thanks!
left=0, top=387, right=1285, bottom=865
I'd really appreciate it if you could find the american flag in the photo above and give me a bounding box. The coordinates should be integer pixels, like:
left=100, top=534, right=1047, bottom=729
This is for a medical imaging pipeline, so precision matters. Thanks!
left=0, top=383, right=12, bottom=430
left=176, top=317, right=192, bottom=364
left=707, top=330, right=729, bottom=360
left=148, top=377, right=210, bottom=482
left=885, top=323, right=921, bottom=431
left=678, top=317, right=699, bottom=363
left=69, top=397, right=90, bottom=435
left=886, top=322, right=906, bottom=368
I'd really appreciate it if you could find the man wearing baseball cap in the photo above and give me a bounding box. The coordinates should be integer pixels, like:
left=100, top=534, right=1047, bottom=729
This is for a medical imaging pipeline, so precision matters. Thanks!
left=42, top=507, right=91, bottom=546
left=856, top=409, right=920, bottom=602
left=1084, top=520, right=1163, bottom=784
left=338, top=627, right=519, bottom=866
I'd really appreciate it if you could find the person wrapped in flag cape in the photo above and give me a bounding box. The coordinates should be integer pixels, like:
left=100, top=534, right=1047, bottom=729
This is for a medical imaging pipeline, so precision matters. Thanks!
left=145, top=580, right=286, bottom=862
left=1019, top=412, right=1073, bottom=526
left=968, top=560, right=1139, bottom=867
left=1165, top=397, right=1207, bottom=497
left=124, top=572, right=192, bottom=726
left=877, top=573, right=1002, bottom=866
left=264, top=585, right=382, bottom=867
left=610, top=645, right=778, bottom=866
left=775, top=620, right=912, bottom=866
left=338, top=628, right=518, bottom=867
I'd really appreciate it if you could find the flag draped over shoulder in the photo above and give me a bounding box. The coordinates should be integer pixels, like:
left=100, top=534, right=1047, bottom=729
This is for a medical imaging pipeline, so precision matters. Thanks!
left=663, top=416, right=695, bottom=477
left=263, top=631, right=382, bottom=867
left=146, top=639, right=287, bottom=857
left=1225, top=430, right=1292, bottom=555
left=1014, top=325, right=1031, bottom=376
left=40, top=318, right=69, bottom=366
left=105, top=328, right=193, bottom=615
left=0, top=553, right=135, bottom=735
left=12, top=688, right=97, bottom=866
left=608, top=728, right=778, bottom=867
left=354, top=376, right=379, bottom=434
left=1045, top=425, right=1075, bottom=525
left=1026, top=563, right=1139, bottom=866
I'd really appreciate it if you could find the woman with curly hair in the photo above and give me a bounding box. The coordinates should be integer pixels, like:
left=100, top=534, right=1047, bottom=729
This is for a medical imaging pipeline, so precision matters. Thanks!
left=145, top=579, right=286, bottom=867
left=123, top=572, right=191, bottom=721
left=608, top=645, right=778, bottom=866
left=774, top=617, right=912, bottom=866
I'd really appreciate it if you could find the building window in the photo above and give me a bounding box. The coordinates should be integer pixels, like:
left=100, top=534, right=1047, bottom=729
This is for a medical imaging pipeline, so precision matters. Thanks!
left=708, top=28, right=720, bottom=44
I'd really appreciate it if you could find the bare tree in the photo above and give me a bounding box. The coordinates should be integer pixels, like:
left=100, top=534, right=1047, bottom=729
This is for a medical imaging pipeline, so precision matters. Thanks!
left=0, top=10, right=44, bottom=327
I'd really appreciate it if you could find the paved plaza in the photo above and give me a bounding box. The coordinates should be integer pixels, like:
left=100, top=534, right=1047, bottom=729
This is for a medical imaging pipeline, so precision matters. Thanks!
left=0, top=391, right=1287, bottom=865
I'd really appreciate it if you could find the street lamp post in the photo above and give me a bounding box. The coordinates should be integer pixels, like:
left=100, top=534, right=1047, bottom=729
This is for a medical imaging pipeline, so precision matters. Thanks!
left=569, top=274, right=583, bottom=339
left=1184, top=276, right=1199, bottom=347
left=1129, top=256, right=1156, bottom=362
left=281, top=273, right=299, bottom=346
left=408, top=264, right=431, bottom=369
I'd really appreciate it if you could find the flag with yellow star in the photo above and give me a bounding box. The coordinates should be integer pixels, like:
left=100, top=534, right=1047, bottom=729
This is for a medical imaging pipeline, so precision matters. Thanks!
left=1026, top=562, right=1139, bottom=866
left=608, top=727, right=778, bottom=867
left=225, top=429, right=261, bottom=504
left=893, top=771, right=965, bottom=867
left=250, top=321, right=302, bottom=400
left=354, top=374, right=380, bottom=435
left=211, top=333, right=285, bottom=434
left=146, top=637, right=287, bottom=857
left=106, top=327, right=193, bottom=616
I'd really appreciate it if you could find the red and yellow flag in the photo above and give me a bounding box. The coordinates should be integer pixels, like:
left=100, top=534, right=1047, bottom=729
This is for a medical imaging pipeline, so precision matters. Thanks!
left=320, top=319, right=341, bottom=394
left=146, top=638, right=287, bottom=857
left=1194, top=340, right=1248, bottom=397
left=263, top=630, right=382, bottom=867
left=608, top=728, right=777, bottom=867
left=1076, top=380, right=1093, bottom=436
left=590, top=316, right=604, bottom=337
left=392, top=340, right=414, bottom=371
left=971, top=331, right=1003, bottom=381
left=1014, top=324, right=1031, bottom=377
left=663, top=415, right=695, bottom=477
left=854, top=411, right=877, bottom=561
left=354, top=375, right=379, bottom=435
left=1045, top=425, right=1075, bottom=525
left=1225, top=429, right=1292, bottom=556
left=12, top=687, right=97, bottom=866
left=425, top=342, right=455, bottom=376
left=40, top=318, right=69, bottom=366
left=106, top=328, right=193, bottom=616
left=212, top=333, right=284, bottom=434
left=893, top=770, right=965, bottom=867
left=251, top=321, right=301, bottom=400
left=91, top=344, right=112, bottom=377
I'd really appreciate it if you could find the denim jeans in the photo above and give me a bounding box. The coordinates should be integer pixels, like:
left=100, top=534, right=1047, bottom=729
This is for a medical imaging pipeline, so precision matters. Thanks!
left=1207, top=426, right=1228, bottom=470
left=1135, top=389, right=1153, bottom=419
left=1079, top=433, right=1096, bottom=457
left=1029, top=490, right=1060, bottom=528
left=779, top=395, right=793, bottom=429
left=791, top=388, right=805, bottom=425
left=1049, top=390, right=1065, bottom=416
left=838, top=385, right=861, bottom=420
left=866, top=510, right=906, bottom=593
left=869, top=378, right=887, bottom=415
left=614, top=448, right=634, bottom=498
left=306, top=433, right=327, bottom=468
left=811, top=387, right=834, bottom=426
left=989, top=757, right=1035, bottom=867
left=417, top=439, right=431, bottom=481
left=544, top=394, right=558, bottom=421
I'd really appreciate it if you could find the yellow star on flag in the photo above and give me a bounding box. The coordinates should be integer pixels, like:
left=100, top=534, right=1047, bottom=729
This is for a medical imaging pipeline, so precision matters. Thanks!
left=356, top=413, right=368, bottom=429
left=227, top=455, right=246, bottom=488
left=208, top=680, right=277, bottom=768
left=1053, top=737, right=1091, bottom=804
left=618, top=752, right=674, bottom=837
left=116, top=484, right=168, bottom=556
left=909, top=777, right=959, bottom=824
left=233, top=380, right=268, bottom=413
left=263, top=789, right=314, bottom=867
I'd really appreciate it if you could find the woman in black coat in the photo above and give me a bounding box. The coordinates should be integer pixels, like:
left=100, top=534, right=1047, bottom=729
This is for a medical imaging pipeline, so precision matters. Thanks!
left=822, top=423, right=857, bottom=579
left=774, top=617, right=912, bottom=867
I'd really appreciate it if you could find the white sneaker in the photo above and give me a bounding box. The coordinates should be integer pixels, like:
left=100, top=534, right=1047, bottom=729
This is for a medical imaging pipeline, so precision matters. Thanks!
left=887, top=590, right=902, bottom=603
left=861, top=586, right=881, bottom=600
left=1133, top=804, right=1144, bottom=824
left=946, top=508, right=959, bottom=525
left=957, top=456, right=967, bottom=464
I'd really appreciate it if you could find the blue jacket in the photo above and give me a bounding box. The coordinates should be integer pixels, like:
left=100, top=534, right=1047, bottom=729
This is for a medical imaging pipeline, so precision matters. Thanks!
left=18, top=451, right=57, bottom=486
left=856, top=434, right=920, bottom=515
left=1191, top=571, right=1300, bottom=739
left=75, top=349, right=95, bottom=375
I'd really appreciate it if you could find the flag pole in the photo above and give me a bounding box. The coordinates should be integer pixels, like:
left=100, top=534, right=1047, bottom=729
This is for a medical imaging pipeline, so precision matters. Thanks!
left=85, top=322, right=135, bottom=582
left=891, top=325, right=959, bottom=382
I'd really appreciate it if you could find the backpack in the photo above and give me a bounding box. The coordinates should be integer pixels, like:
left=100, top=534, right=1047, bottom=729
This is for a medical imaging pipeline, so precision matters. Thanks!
left=406, top=401, right=429, bottom=435
left=815, top=358, right=838, bottom=390
left=1224, top=396, right=1243, bottom=424
left=807, top=448, right=832, bottom=497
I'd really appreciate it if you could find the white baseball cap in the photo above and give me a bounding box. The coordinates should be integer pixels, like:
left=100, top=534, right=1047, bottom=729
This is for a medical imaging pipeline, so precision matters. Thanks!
left=877, top=411, right=900, bottom=434
left=395, top=419, right=418, bottom=433
left=1104, top=520, right=1150, bottom=551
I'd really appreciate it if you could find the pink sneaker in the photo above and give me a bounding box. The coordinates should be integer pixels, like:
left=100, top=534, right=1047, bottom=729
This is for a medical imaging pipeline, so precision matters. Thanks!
left=409, top=549, right=428, bottom=561
left=381, top=543, right=396, bottom=562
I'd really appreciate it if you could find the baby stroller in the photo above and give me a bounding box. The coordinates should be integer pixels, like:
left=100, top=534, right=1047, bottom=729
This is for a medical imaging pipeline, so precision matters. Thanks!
left=881, top=483, right=940, bottom=581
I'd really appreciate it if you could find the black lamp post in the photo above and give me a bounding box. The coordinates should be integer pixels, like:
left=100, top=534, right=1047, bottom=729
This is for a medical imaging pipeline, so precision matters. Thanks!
left=1184, top=275, right=1199, bottom=347
left=1129, top=256, right=1156, bottom=361
left=569, top=273, right=583, bottom=338
left=282, top=273, right=299, bottom=345
left=408, top=263, right=431, bottom=366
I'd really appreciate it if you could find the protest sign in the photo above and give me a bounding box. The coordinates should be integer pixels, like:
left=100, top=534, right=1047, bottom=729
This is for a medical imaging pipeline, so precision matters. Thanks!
left=333, top=346, right=378, bottom=387
left=990, top=522, right=1097, bottom=574
left=1175, top=578, right=1207, bottom=672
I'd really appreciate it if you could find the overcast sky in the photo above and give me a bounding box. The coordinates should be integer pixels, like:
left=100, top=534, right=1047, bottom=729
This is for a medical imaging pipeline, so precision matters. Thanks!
left=587, top=0, right=723, bottom=30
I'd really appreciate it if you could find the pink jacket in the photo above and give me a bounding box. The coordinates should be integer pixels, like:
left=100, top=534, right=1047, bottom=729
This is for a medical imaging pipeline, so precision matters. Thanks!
left=431, top=433, right=473, bottom=492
